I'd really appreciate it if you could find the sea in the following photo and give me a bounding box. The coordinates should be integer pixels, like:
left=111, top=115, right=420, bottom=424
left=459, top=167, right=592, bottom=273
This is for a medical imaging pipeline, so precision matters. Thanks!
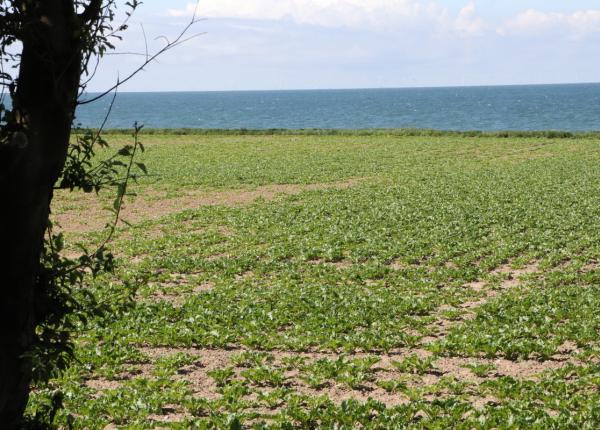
left=75, top=83, right=600, bottom=131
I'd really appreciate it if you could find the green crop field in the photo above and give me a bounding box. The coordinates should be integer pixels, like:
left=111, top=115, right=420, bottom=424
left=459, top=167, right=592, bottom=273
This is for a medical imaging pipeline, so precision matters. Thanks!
left=33, top=132, right=600, bottom=429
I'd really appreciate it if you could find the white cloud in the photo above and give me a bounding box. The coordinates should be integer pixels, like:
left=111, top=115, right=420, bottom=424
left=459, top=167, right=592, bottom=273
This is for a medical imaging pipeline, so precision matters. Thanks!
left=168, top=0, right=486, bottom=36
left=167, top=3, right=200, bottom=18
left=454, top=2, right=485, bottom=37
left=499, top=9, right=600, bottom=37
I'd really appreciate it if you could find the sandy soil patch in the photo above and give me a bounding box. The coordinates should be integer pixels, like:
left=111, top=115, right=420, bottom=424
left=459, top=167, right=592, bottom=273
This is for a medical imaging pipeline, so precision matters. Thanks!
left=147, top=405, right=190, bottom=426
left=54, top=178, right=365, bottom=234
left=88, top=258, right=571, bottom=415
left=128, top=345, right=576, bottom=407
left=420, top=261, right=540, bottom=344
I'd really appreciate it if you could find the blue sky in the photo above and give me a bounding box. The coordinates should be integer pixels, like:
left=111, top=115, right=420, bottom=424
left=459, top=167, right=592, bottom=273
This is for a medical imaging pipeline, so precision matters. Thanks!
left=89, top=0, right=600, bottom=92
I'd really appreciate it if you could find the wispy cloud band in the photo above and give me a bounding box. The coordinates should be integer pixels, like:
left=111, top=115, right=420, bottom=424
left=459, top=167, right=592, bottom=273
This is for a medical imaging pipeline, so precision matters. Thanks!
left=498, top=9, right=600, bottom=37
left=169, top=1, right=600, bottom=39
left=168, top=0, right=485, bottom=37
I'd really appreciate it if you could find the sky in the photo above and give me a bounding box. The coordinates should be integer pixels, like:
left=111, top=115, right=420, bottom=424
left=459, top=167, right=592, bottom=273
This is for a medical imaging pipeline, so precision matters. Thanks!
left=88, top=0, right=600, bottom=92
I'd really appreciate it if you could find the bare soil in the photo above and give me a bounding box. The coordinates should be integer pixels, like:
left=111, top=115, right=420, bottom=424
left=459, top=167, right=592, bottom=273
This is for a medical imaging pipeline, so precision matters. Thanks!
left=54, top=178, right=364, bottom=234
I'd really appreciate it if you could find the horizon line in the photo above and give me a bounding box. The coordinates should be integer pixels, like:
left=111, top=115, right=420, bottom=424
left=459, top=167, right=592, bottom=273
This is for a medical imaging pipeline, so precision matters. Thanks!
left=84, top=81, right=600, bottom=95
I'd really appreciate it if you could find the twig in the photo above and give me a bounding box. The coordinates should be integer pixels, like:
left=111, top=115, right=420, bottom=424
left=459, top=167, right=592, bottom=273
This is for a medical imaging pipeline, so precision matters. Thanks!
left=141, top=23, right=149, bottom=61
left=79, top=1, right=203, bottom=105
left=93, top=122, right=143, bottom=253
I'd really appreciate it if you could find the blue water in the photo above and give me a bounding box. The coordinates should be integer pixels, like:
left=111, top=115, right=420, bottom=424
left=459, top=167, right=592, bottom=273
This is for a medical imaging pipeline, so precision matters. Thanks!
left=76, top=83, right=600, bottom=131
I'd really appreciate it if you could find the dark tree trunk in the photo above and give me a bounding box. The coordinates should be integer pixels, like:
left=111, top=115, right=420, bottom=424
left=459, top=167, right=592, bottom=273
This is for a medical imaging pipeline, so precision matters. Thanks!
left=0, top=2, right=82, bottom=427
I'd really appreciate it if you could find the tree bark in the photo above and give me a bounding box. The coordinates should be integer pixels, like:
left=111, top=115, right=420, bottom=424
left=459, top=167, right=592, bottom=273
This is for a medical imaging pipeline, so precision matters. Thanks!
left=0, top=2, right=82, bottom=427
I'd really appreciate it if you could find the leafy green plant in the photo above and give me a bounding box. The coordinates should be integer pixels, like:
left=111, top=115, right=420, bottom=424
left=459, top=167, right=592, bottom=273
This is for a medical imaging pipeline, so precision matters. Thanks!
left=152, top=353, right=196, bottom=378
left=28, top=132, right=600, bottom=428
left=392, top=354, right=438, bottom=375
left=240, top=366, right=285, bottom=387
left=230, top=351, right=274, bottom=368
left=376, top=378, right=409, bottom=393
left=300, top=355, right=379, bottom=389
left=257, top=388, right=291, bottom=409
left=207, top=367, right=235, bottom=387
left=281, top=355, right=307, bottom=370
left=30, top=125, right=147, bottom=385
left=463, top=362, right=497, bottom=378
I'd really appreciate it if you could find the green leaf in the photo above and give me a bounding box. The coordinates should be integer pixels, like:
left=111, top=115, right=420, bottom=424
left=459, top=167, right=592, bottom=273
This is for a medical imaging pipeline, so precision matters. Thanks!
left=135, top=162, right=148, bottom=174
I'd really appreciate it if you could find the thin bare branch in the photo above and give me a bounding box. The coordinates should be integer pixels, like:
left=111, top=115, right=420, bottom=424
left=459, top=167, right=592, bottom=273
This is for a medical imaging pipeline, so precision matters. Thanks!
left=140, top=23, right=149, bottom=61
left=79, top=56, right=102, bottom=95
left=79, top=0, right=202, bottom=106
left=104, top=51, right=158, bottom=57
